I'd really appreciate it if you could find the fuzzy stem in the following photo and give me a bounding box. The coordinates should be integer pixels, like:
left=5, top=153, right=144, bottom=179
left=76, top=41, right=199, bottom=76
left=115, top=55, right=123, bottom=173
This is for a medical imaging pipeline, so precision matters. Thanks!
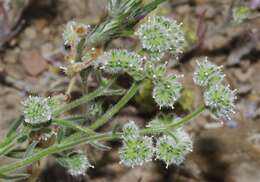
left=140, top=105, right=206, bottom=134
left=53, top=79, right=114, bottom=117
left=90, top=82, right=139, bottom=130
left=53, top=119, right=96, bottom=135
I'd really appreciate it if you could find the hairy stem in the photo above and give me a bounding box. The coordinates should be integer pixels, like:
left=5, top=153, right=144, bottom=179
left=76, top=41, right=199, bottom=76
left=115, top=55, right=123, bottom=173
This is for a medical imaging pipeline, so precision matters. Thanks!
left=90, top=82, right=139, bottom=130
left=140, top=105, right=206, bottom=134
left=53, top=119, right=96, bottom=135
left=53, top=79, right=114, bottom=117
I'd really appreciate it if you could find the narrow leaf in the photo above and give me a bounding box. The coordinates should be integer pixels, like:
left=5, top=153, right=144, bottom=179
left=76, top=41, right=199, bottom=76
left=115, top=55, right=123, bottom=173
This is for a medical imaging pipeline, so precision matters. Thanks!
left=89, top=141, right=111, bottom=151
left=0, top=173, right=29, bottom=180
left=23, top=141, right=38, bottom=158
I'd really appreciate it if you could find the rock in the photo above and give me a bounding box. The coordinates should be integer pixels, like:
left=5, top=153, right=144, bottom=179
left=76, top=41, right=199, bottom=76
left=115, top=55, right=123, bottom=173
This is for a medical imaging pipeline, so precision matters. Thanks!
left=20, top=50, right=48, bottom=76
left=25, top=27, right=37, bottom=40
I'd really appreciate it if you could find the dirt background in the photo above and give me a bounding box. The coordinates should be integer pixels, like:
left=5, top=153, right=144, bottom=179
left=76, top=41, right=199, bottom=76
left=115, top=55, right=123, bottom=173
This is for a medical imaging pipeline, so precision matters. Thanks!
left=0, top=0, right=260, bottom=182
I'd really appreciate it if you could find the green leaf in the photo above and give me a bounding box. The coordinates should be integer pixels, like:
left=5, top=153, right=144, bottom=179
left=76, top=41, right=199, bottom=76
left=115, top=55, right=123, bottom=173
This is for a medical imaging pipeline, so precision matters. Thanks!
left=0, top=173, right=29, bottom=180
left=53, top=119, right=95, bottom=135
left=7, top=116, right=23, bottom=137
left=89, top=141, right=111, bottom=151
left=57, top=126, right=66, bottom=144
left=23, top=140, right=38, bottom=158
left=6, top=149, right=26, bottom=159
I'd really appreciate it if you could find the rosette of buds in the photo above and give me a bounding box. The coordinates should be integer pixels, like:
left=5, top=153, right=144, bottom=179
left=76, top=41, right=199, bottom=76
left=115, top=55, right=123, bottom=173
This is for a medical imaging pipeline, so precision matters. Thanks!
left=193, top=58, right=224, bottom=87
left=95, top=49, right=144, bottom=81
left=119, top=121, right=154, bottom=167
left=155, top=129, right=192, bottom=167
left=22, top=96, right=64, bottom=126
left=204, top=84, right=236, bottom=119
left=193, top=58, right=236, bottom=119
left=136, top=16, right=186, bottom=60
left=152, top=75, right=182, bottom=108
left=56, top=151, right=93, bottom=176
left=23, top=96, right=52, bottom=126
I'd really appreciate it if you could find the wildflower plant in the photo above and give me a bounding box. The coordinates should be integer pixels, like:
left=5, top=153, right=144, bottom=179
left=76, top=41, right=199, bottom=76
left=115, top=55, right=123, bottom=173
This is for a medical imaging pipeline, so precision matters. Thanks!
left=0, top=0, right=236, bottom=180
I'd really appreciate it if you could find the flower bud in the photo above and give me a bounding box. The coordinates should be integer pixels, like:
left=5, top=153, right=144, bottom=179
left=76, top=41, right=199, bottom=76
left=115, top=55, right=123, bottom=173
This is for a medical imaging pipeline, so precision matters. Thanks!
left=155, top=129, right=192, bottom=167
left=119, top=136, right=154, bottom=167
left=152, top=75, right=182, bottom=108
left=23, top=96, right=52, bottom=125
left=95, top=49, right=144, bottom=81
left=57, top=152, right=93, bottom=176
left=193, top=58, right=224, bottom=87
left=63, top=21, right=90, bottom=47
left=122, top=121, right=139, bottom=139
left=204, top=84, right=236, bottom=119
left=136, top=16, right=186, bottom=56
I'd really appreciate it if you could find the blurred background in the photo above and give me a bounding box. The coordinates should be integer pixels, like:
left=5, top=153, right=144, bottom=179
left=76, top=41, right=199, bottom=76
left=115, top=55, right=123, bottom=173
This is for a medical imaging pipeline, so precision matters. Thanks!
left=0, top=0, right=260, bottom=181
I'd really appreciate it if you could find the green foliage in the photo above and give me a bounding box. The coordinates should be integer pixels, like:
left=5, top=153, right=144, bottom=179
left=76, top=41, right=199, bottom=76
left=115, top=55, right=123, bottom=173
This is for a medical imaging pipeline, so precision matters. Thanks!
left=0, top=0, right=237, bottom=179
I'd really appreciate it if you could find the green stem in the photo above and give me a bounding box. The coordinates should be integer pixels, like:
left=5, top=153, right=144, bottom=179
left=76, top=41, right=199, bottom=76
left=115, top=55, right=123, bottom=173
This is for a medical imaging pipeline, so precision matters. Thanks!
left=141, top=105, right=206, bottom=135
left=0, top=132, right=118, bottom=174
left=90, top=82, right=139, bottom=130
left=53, top=119, right=96, bottom=135
left=0, top=105, right=205, bottom=174
left=53, top=79, right=114, bottom=116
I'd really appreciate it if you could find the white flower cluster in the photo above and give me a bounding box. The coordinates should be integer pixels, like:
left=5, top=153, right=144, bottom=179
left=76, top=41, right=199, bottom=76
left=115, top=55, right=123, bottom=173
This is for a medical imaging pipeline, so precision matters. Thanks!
left=152, top=75, right=182, bottom=108
left=95, top=49, right=144, bottom=81
left=22, top=95, right=64, bottom=126
left=63, top=21, right=90, bottom=48
left=193, top=58, right=236, bottom=119
left=136, top=16, right=186, bottom=60
left=193, top=58, right=224, bottom=87
left=204, top=84, right=236, bottom=119
left=119, top=136, right=154, bottom=167
left=155, top=129, right=192, bottom=167
left=120, top=120, right=193, bottom=168
left=57, top=152, right=93, bottom=176
left=23, top=96, right=52, bottom=125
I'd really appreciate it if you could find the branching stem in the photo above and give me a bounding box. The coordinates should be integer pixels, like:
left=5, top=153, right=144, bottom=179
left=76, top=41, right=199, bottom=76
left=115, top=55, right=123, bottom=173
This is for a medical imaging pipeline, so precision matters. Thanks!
left=0, top=105, right=205, bottom=174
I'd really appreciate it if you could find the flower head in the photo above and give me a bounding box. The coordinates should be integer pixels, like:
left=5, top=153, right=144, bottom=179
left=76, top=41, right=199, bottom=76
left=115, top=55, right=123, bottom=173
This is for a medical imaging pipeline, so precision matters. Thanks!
left=122, top=121, right=140, bottom=139
left=145, top=62, right=166, bottom=81
left=152, top=75, right=182, bottom=108
left=204, top=84, right=236, bottom=119
left=136, top=16, right=186, bottom=56
left=193, top=58, right=224, bottom=87
left=119, top=136, right=154, bottom=167
left=63, top=21, right=90, bottom=47
left=95, top=49, right=144, bottom=81
left=155, top=129, right=192, bottom=167
left=23, top=96, right=52, bottom=125
left=57, top=152, right=93, bottom=176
